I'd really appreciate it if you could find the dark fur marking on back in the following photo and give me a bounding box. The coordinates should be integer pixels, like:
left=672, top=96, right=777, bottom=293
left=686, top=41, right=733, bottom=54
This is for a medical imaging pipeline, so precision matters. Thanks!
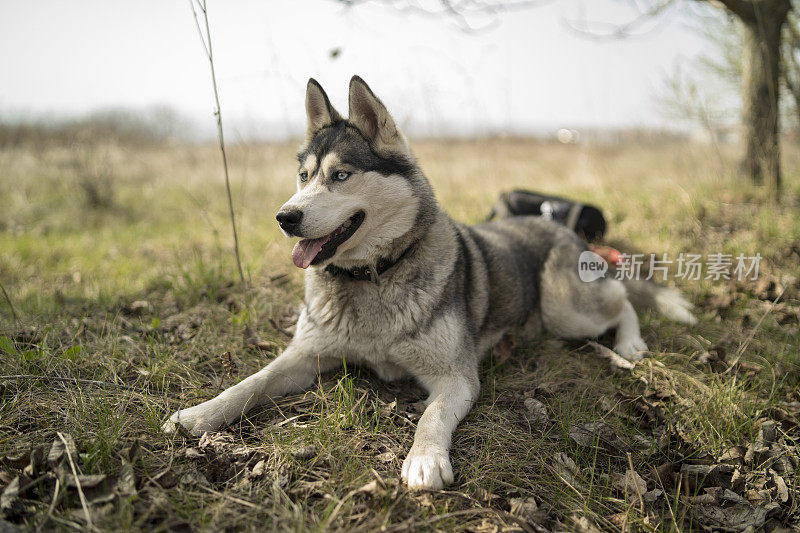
left=468, top=229, right=506, bottom=333
left=453, top=227, right=477, bottom=341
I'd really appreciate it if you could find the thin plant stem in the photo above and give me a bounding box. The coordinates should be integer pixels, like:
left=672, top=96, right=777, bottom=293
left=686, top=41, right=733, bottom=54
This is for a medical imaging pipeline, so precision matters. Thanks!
left=0, top=280, right=19, bottom=322
left=188, top=0, right=249, bottom=300
left=57, top=432, right=94, bottom=531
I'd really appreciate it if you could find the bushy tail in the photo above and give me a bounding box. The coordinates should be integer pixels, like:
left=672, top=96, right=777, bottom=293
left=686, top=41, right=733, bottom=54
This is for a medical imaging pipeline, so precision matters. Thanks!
left=622, top=279, right=697, bottom=325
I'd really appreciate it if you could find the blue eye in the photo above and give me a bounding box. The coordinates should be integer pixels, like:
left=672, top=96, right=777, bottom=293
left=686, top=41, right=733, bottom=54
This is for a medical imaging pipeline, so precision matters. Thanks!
left=299, top=171, right=308, bottom=182
left=334, top=171, right=351, bottom=182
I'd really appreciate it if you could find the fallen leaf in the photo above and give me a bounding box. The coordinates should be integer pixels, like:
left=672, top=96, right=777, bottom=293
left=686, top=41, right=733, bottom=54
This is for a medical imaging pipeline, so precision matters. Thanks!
left=509, top=496, right=539, bottom=522
left=552, top=453, right=584, bottom=491
left=770, top=470, right=789, bottom=503
left=198, top=432, right=234, bottom=452
left=118, top=458, right=136, bottom=497
left=1, top=454, right=29, bottom=470
left=569, top=514, right=603, bottom=533
left=179, top=471, right=208, bottom=487
left=0, top=477, right=20, bottom=515
left=64, top=474, right=107, bottom=489
left=607, top=513, right=629, bottom=529
left=553, top=453, right=579, bottom=477
left=525, top=380, right=557, bottom=398
left=651, top=462, right=676, bottom=489
left=250, top=460, right=267, bottom=478
left=569, top=421, right=631, bottom=454
left=380, top=399, right=397, bottom=418
left=47, top=433, right=78, bottom=468
left=730, top=467, right=745, bottom=493
left=745, top=421, right=778, bottom=467
left=475, top=487, right=500, bottom=504
left=120, top=440, right=140, bottom=464
left=151, top=468, right=177, bottom=489
left=722, top=488, right=747, bottom=504
left=375, top=452, right=396, bottom=463
left=643, top=488, right=663, bottom=503
left=746, top=489, right=769, bottom=504
left=356, top=480, right=386, bottom=497
left=569, top=422, right=606, bottom=447
left=22, top=446, right=46, bottom=478
left=692, top=502, right=779, bottom=532
left=759, top=421, right=777, bottom=445
left=523, top=398, right=550, bottom=428
left=184, top=448, right=203, bottom=459
left=612, top=469, right=646, bottom=505
left=680, top=463, right=712, bottom=491
left=719, top=446, right=746, bottom=465
left=290, top=445, right=317, bottom=460
left=691, top=492, right=717, bottom=505
left=69, top=502, right=114, bottom=522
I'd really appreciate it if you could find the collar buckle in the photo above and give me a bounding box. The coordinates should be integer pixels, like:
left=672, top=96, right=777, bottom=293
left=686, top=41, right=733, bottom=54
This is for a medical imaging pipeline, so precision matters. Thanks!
left=367, top=264, right=380, bottom=285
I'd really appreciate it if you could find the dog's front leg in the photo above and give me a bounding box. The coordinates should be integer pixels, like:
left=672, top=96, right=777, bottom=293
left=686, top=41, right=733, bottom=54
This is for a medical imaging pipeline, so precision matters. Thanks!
left=402, top=373, right=478, bottom=490
left=164, top=340, right=339, bottom=436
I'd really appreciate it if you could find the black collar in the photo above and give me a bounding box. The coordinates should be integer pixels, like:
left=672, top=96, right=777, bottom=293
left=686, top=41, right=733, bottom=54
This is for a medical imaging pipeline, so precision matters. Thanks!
left=324, top=242, right=417, bottom=284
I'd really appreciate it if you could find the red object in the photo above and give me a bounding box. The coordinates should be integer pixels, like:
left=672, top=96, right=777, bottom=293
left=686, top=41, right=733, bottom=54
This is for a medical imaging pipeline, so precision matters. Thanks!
left=590, top=245, right=623, bottom=266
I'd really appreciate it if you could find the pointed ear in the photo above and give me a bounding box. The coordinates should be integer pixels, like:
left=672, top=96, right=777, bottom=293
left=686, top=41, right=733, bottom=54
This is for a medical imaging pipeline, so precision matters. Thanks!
left=305, top=78, right=342, bottom=140
left=348, top=75, right=406, bottom=153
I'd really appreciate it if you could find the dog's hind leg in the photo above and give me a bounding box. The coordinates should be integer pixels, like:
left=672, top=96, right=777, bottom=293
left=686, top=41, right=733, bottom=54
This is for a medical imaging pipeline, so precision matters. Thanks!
left=164, top=334, right=340, bottom=436
left=401, top=372, right=479, bottom=490
left=541, top=244, right=648, bottom=360
left=612, top=299, right=648, bottom=360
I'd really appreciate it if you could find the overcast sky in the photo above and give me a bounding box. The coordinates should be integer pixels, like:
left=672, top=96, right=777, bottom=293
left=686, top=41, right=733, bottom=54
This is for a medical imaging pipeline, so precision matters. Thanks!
left=0, top=0, right=719, bottom=139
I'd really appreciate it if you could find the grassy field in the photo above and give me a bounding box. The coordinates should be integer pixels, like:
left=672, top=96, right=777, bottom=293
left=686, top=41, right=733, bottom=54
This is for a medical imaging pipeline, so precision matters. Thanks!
left=1, top=137, right=799, bottom=531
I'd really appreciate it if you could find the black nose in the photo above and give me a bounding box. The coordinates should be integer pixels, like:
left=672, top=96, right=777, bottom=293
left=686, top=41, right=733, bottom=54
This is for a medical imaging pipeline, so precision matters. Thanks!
left=276, top=209, right=303, bottom=233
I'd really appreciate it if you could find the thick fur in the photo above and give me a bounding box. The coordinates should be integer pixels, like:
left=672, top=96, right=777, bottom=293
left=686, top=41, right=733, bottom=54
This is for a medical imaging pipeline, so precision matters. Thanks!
left=164, top=76, right=696, bottom=490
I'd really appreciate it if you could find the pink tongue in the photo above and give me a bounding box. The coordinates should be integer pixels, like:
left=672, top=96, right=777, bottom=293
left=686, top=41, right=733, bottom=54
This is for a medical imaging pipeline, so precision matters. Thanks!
left=291, top=237, right=329, bottom=269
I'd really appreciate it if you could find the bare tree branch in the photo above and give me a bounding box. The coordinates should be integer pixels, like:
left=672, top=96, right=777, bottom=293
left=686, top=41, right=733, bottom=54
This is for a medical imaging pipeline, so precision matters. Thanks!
left=334, top=0, right=556, bottom=31
left=563, top=0, right=678, bottom=40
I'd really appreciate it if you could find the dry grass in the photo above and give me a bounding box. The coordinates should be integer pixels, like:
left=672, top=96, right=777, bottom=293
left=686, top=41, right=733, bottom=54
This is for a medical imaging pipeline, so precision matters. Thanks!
left=1, top=137, right=799, bottom=531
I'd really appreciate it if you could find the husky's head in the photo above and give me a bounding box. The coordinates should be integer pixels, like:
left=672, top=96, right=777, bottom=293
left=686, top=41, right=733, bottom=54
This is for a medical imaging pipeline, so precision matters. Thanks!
left=278, top=76, right=435, bottom=270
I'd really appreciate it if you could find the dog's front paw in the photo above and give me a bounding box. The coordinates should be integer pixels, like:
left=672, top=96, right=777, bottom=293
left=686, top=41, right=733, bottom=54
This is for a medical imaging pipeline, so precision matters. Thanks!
left=163, top=401, right=227, bottom=437
left=401, top=445, right=453, bottom=490
left=614, top=336, right=648, bottom=361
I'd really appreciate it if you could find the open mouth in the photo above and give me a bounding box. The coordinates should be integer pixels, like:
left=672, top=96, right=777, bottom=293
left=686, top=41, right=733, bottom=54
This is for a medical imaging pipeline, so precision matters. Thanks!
left=291, top=211, right=365, bottom=269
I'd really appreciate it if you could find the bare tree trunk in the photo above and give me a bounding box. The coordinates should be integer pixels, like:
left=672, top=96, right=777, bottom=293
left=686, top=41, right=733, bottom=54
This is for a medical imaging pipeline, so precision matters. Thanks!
left=731, top=0, right=791, bottom=197
left=781, top=13, right=800, bottom=127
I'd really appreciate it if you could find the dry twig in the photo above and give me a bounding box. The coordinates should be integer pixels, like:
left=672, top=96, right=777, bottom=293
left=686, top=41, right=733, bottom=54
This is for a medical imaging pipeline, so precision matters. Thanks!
left=188, top=0, right=248, bottom=299
left=0, top=280, right=19, bottom=322
left=57, top=432, right=93, bottom=531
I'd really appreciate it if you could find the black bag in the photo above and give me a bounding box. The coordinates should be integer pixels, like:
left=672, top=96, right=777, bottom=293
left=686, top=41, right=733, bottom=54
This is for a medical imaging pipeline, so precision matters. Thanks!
left=487, top=189, right=606, bottom=242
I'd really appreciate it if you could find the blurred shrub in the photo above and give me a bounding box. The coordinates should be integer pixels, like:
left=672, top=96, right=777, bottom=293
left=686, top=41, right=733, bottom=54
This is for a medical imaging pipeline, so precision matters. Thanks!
left=0, top=106, right=190, bottom=149
left=71, top=148, right=116, bottom=210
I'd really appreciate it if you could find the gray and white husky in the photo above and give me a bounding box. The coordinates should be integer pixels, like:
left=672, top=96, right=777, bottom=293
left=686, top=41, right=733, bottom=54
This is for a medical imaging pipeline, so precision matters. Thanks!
left=165, top=76, right=696, bottom=490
